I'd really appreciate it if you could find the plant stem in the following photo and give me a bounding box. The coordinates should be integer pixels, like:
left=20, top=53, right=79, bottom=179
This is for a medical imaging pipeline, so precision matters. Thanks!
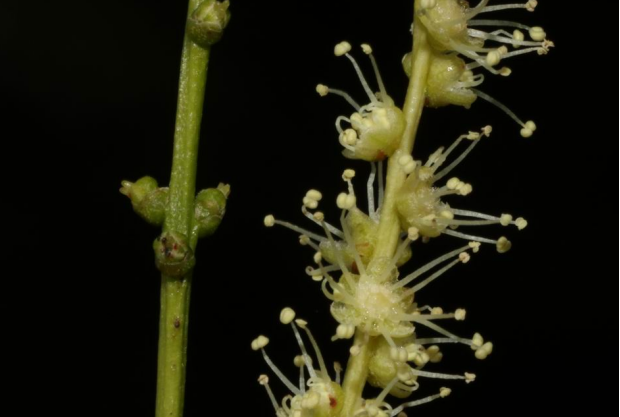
left=339, top=5, right=432, bottom=415
left=373, top=11, right=432, bottom=261
left=156, top=1, right=211, bottom=416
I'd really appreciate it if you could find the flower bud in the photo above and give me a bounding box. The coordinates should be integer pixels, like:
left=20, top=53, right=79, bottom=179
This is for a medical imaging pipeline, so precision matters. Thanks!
left=194, top=183, right=229, bottom=238
left=187, top=0, right=231, bottom=48
left=153, top=232, right=196, bottom=278
left=120, top=176, right=169, bottom=226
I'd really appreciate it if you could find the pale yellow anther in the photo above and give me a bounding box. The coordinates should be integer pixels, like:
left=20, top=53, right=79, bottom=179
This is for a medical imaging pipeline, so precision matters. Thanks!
left=447, top=177, right=461, bottom=190
left=486, top=50, right=502, bottom=67
left=421, top=0, right=438, bottom=9
left=497, top=237, right=512, bottom=253
left=313, top=212, right=325, bottom=222
left=440, top=388, right=452, bottom=398
left=431, top=307, right=444, bottom=315
left=361, top=44, right=373, bottom=55
left=472, top=333, right=484, bottom=350
left=455, top=309, right=467, bottom=321
left=526, top=0, right=538, bottom=12
left=251, top=335, right=270, bottom=351
left=475, top=342, right=494, bottom=360
left=516, top=217, right=528, bottom=230
left=520, top=127, right=534, bottom=138
left=299, top=235, right=311, bottom=246
left=258, top=374, right=270, bottom=385
left=335, top=41, right=352, bottom=57
left=440, top=210, right=455, bottom=220
left=336, top=324, right=356, bottom=340
left=313, top=252, right=323, bottom=264
left=341, top=129, right=358, bottom=146
left=465, top=373, right=477, bottom=384
left=294, top=355, right=306, bottom=368
left=500, top=214, right=513, bottom=227
left=306, top=189, right=323, bottom=202
left=459, top=183, right=473, bottom=196
left=499, top=67, right=512, bottom=77
left=334, top=362, right=343, bottom=373
left=350, top=345, right=361, bottom=356
left=295, top=319, right=308, bottom=329
left=303, top=197, right=319, bottom=210
left=514, top=30, right=525, bottom=43
left=427, top=346, right=443, bottom=363
left=497, top=46, right=509, bottom=56
left=280, top=308, right=297, bottom=325
left=391, top=347, right=409, bottom=363
left=459, top=252, right=471, bottom=264
left=398, top=155, right=417, bottom=175
left=529, top=27, right=546, bottom=41
left=343, top=169, right=356, bottom=180
left=482, top=125, right=493, bottom=137
left=264, top=215, right=276, bottom=227
left=525, top=121, right=537, bottom=132
left=469, top=242, right=482, bottom=253
left=337, top=193, right=357, bottom=210
left=316, top=84, right=329, bottom=97
left=467, top=131, right=481, bottom=141
left=408, top=227, right=420, bottom=241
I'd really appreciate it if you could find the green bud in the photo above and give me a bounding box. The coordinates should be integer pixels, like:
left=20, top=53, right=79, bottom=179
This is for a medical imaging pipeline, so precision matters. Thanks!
left=153, top=232, right=196, bottom=278
left=194, top=183, right=229, bottom=238
left=187, top=0, right=231, bottom=48
left=120, top=177, right=169, bottom=226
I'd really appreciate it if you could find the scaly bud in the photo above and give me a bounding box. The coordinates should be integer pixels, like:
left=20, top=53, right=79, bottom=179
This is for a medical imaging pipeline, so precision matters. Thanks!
left=194, top=183, right=229, bottom=238
left=153, top=232, right=196, bottom=278
left=187, top=0, right=231, bottom=48
left=120, top=176, right=169, bottom=226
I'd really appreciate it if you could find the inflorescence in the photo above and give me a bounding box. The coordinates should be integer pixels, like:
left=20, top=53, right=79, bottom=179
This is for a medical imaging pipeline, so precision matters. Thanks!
left=254, top=1, right=550, bottom=415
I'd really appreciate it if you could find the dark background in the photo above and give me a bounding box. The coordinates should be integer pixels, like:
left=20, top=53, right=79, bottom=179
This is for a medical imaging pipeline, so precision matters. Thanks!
left=1, top=1, right=613, bottom=415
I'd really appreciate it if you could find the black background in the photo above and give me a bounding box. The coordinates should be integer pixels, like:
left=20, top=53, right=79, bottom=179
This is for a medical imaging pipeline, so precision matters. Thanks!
left=1, top=1, right=613, bottom=415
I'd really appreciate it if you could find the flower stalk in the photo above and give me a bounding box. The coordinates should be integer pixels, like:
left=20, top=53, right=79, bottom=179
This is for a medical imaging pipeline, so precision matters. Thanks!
left=122, top=1, right=230, bottom=416
left=337, top=6, right=433, bottom=416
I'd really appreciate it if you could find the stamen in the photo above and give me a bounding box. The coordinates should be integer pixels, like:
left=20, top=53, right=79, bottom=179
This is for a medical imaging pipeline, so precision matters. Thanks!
left=390, top=388, right=451, bottom=416
left=442, top=229, right=513, bottom=254
left=289, top=321, right=318, bottom=380
left=434, top=135, right=483, bottom=182
left=409, top=368, right=467, bottom=381
left=336, top=115, right=351, bottom=135
left=471, top=88, right=536, bottom=137
left=378, top=160, right=385, bottom=207
left=295, top=320, right=331, bottom=381
left=481, top=2, right=537, bottom=13
left=468, top=19, right=531, bottom=31
left=270, top=218, right=327, bottom=243
left=362, top=44, right=389, bottom=102
left=406, top=258, right=462, bottom=294
left=260, top=349, right=303, bottom=396
left=258, top=375, right=283, bottom=415
left=394, top=245, right=470, bottom=290
left=416, top=337, right=474, bottom=347
left=334, top=362, right=343, bottom=385
left=368, top=162, right=377, bottom=218
left=317, top=84, right=362, bottom=111
left=468, top=29, right=544, bottom=48
left=377, top=377, right=400, bottom=405
left=302, top=206, right=344, bottom=238
left=343, top=52, right=379, bottom=104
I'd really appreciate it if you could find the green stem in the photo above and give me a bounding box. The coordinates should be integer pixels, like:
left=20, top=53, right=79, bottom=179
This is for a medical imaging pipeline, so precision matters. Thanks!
left=156, top=1, right=211, bottom=416
left=373, top=11, right=432, bottom=261
left=339, top=5, right=432, bottom=415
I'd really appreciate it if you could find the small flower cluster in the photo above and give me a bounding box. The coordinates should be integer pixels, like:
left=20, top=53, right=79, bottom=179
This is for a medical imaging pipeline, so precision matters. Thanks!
left=254, top=1, right=550, bottom=415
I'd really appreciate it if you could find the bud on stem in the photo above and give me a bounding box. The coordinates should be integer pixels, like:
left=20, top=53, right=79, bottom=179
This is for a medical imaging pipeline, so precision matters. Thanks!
left=153, top=232, right=196, bottom=278
left=194, top=183, right=229, bottom=238
left=187, top=0, right=231, bottom=48
left=120, top=176, right=169, bottom=226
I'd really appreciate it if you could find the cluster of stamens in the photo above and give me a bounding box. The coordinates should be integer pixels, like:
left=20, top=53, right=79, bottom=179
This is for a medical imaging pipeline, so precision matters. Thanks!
left=410, top=0, right=554, bottom=138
